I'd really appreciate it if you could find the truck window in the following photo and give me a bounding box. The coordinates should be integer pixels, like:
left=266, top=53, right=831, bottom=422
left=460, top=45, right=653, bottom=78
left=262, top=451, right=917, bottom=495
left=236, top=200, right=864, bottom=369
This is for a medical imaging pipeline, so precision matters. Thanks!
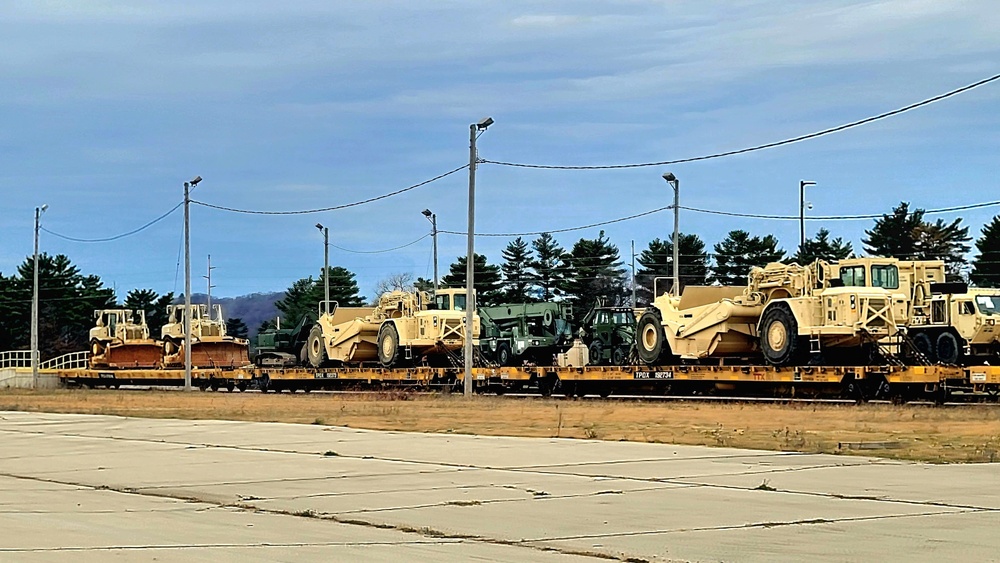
left=839, top=266, right=866, bottom=287
left=959, top=301, right=975, bottom=315
left=871, top=265, right=899, bottom=289
left=453, top=294, right=466, bottom=312
left=435, top=294, right=451, bottom=311
left=976, top=295, right=1000, bottom=314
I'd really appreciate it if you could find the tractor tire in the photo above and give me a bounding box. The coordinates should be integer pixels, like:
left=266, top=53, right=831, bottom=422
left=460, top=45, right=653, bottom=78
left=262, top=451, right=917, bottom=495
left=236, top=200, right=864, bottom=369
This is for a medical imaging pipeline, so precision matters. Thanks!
left=612, top=346, right=627, bottom=366
left=911, top=332, right=936, bottom=363
left=636, top=310, right=670, bottom=365
left=377, top=323, right=401, bottom=368
left=588, top=340, right=604, bottom=365
left=496, top=342, right=512, bottom=366
left=935, top=332, right=961, bottom=365
left=760, top=305, right=803, bottom=367
left=306, top=325, right=327, bottom=368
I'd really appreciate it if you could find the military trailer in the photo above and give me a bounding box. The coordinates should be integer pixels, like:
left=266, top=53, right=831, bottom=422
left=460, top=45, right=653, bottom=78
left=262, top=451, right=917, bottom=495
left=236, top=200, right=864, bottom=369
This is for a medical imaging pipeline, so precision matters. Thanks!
left=478, top=302, right=573, bottom=366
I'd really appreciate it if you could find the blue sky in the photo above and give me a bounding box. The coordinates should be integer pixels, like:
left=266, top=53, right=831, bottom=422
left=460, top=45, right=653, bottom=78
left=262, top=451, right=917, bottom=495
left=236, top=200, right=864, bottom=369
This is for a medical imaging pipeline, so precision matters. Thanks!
left=2, top=1, right=998, bottom=300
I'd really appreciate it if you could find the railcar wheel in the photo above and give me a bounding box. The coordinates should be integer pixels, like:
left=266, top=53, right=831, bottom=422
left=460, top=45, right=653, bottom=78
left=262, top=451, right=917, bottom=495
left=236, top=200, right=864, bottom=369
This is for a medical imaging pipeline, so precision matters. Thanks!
left=636, top=311, right=668, bottom=365
left=936, top=332, right=961, bottom=365
left=911, top=332, right=936, bottom=363
left=306, top=325, right=327, bottom=368
left=588, top=340, right=604, bottom=365
left=761, top=306, right=803, bottom=367
left=377, top=324, right=401, bottom=368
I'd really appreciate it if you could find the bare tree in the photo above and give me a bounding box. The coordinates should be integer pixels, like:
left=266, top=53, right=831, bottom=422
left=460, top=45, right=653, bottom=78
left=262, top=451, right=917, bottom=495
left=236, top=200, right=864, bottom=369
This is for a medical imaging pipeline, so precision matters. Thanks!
left=371, top=272, right=415, bottom=303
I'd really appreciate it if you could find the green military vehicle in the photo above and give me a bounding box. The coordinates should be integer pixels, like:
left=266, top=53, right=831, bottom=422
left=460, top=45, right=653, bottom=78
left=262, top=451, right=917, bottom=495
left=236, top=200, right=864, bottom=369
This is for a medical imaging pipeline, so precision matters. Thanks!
left=581, top=304, right=638, bottom=365
left=253, top=312, right=316, bottom=367
left=478, top=302, right=573, bottom=366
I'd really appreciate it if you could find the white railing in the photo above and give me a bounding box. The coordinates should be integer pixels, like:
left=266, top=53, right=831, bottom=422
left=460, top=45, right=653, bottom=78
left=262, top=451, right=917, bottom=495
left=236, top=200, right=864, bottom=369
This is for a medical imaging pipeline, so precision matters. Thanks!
left=39, top=351, right=90, bottom=371
left=0, top=350, right=33, bottom=369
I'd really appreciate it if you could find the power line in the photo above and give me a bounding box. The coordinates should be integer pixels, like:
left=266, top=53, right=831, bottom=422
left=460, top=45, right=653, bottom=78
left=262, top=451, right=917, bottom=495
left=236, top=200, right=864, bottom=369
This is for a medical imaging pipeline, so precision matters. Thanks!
left=330, top=233, right=431, bottom=254
left=482, top=72, right=1000, bottom=170
left=191, top=165, right=469, bottom=215
left=439, top=205, right=674, bottom=237
left=41, top=202, right=183, bottom=243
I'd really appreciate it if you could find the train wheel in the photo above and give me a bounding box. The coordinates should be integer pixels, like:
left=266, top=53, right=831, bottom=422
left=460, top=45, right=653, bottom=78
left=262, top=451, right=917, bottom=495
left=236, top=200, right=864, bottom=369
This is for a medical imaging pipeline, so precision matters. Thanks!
left=377, top=324, right=401, bottom=368
left=761, top=306, right=803, bottom=367
left=588, top=340, right=604, bottom=365
left=210, top=379, right=220, bottom=392
left=935, top=332, right=961, bottom=365
left=636, top=311, right=666, bottom=365
left=911, top=332, right=936, bottom=363
left=306, top=325, right=327, bottom=368
left=237, top=382, right=247, bottom=392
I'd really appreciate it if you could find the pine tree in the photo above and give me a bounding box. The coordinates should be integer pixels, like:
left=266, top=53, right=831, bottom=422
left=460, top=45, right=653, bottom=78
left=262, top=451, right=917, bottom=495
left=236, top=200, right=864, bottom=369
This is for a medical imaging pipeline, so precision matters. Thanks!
left=635, top=234, right=708, bottom=303
left=441, top=254, right=503, bottom=306
left=275, top=266, right=364, bottom=322
left=226, top=317, right=249, bottom=339
left=971, top=215, right=1000, bottom=288
left=790, top=228, right=853, bottom=264
left=710, top=231, right=785, bottom=286
left=123, top=289, right=175, bottom=337
left=500, top=237, right=537, bottom=303
left=561, top=230, right=628, bottom=320
left=530, top=233, right=567, bottom=301
left=864, top=202, right=971, bottom=278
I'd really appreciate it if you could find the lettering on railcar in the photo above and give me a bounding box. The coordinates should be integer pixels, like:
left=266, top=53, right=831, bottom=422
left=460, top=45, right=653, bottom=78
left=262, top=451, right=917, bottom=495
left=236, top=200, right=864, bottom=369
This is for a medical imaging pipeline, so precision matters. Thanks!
left=314, top=372, right=339, bottom=379
left=633, top=370, right=673, bottom=380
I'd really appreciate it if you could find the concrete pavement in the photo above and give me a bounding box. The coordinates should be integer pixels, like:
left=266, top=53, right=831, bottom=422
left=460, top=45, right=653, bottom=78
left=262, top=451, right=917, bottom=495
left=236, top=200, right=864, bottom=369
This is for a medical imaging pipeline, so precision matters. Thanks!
left=0, top=411, right=997, bottom=561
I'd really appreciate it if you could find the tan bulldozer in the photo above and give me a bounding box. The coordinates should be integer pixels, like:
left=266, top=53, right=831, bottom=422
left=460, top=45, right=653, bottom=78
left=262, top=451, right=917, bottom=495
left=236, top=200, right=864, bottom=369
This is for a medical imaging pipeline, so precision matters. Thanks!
left=88, top=309, right=164, bottom=369
left=306, top=287, right=480, bottom=368
left=637, top=258, right=905, bottom=367
left=161, top=304, right=250, bottom=369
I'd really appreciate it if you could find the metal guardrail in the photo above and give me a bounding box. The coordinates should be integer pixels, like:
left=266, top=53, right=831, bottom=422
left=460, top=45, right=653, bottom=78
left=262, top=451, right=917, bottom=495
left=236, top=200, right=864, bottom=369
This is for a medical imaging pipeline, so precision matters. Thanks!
left=39, top=351, right=90, bottom=370
left=0, top=350, right=34, bottom=369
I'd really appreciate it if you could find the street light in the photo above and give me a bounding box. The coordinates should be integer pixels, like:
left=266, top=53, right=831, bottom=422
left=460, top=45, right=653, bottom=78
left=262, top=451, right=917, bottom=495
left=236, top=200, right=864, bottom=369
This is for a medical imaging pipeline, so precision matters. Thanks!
left=662, top=172, right=680, bottom=297
left=421, top=209, right=438, bottom=294
left=316, top=223, right=329, bottom=314
left=182, top=175, right=201, bottom=392
left=799, top=180, right=817, bottom=248
left=31, top=204, right=48, bottom=388
left=465, top=116, right=493, bottom=397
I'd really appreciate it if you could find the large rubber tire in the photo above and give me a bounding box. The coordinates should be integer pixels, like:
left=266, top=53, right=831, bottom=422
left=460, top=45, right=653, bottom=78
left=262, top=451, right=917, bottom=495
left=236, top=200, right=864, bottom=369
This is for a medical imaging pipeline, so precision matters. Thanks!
left=588, top=340, right=604, bottom=365
left=636, top=310, right=666, bottom=365
left=936, top=332, right=961, bottom=365
left=496, top=342, right=512, bottom=366
left=612, top=347, right=627, bottom=366
left=377, top=324, right=401, bottom=368
left=760, top=305, right=803, bottom=367
left=306, top=325, right=327, bottom=368
left=911, top=332, right=936, bottom=363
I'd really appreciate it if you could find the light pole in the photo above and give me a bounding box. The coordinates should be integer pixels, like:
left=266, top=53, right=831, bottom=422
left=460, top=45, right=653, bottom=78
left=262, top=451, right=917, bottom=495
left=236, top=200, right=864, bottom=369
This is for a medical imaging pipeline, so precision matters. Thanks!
left=31, top=204, right=47, bottom=387
left=799, top=180, right=817, bottom=249
left=422, top=209, right=438, bottom=294
left=662, top=172, right=680, bottom=296
left=630, top=240, right=637, bottom=307
left=183, top=175, right=202, bottom=392
left=316, top=224, right=329, bottom=314
left=465, top=116, right=493, bottom=398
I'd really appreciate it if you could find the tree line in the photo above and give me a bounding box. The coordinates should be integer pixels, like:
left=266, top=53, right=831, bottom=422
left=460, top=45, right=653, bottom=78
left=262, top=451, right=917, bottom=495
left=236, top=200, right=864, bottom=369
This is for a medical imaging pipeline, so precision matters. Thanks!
left=4, top=202, right=1000, bottom=358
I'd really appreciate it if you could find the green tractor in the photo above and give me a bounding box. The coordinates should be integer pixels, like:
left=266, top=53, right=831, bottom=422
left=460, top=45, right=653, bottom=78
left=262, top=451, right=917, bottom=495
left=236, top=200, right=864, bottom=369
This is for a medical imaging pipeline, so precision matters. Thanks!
left=253, top=312, right=316, bottom=367
left=581, top=304, right=638, bottom=366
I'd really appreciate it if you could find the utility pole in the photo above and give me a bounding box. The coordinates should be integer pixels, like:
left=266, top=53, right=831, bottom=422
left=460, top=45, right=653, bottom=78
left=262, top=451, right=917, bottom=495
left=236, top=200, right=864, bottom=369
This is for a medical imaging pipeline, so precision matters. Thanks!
left=422, top=209, right=438, bottom=293
left=799, top=180, right=817, bottom=249
left=465, top=116, right=493, bottom=398
left=31, top=204, right=47, bottom=387
left=316, top=224, right=329, bottom=314
left=631, top=240, right=636, bottom=307
left=662, top=173, right=680, bottom=296
left=183, top=175, right=201, bottom=392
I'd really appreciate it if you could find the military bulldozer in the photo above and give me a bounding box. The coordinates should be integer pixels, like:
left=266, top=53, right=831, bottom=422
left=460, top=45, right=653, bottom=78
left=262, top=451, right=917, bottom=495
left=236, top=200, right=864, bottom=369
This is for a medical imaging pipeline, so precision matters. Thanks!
left=89, top=309, right=163, bottom=369
left=306, top=287, right=480, bottom=368
left=636, top=258, right=905, bottom=367
left=161, top=304, right=251, bottom=369
left=478, top=302, right=573, bottom=366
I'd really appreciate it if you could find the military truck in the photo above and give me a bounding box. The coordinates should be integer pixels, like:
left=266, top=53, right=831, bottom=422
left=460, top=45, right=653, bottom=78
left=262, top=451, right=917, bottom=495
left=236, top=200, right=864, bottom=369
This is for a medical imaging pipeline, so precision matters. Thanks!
left=580, top=304, right=638, bottom=365
left=253, top=312, right=316, bottom=367
left=161, top=304, right=251, bottom=369
left=478, top=302, right=573, bottom=366
left=89, top=309, right=163, bottom=369
left=306, top=287, right=480, bottom=368
left=636, top=258, right=904, bottom=367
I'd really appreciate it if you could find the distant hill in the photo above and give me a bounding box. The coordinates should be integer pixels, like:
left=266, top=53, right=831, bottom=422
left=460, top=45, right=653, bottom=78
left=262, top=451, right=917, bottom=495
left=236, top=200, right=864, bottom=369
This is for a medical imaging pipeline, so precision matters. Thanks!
left=186, top=292, right=283, bottom=338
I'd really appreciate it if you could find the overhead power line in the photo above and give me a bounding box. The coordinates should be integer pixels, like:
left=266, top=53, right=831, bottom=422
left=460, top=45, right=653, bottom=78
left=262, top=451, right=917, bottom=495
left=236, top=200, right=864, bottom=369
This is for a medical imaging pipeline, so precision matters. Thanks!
left=41, top=202, right=183, bottom=243
left=482, top=72, right=1000, bottom=170
left=439, top=205, right=675, bottom=237
left=330, top=233, right=431, bottom=254
left=192, top=165, right=469, bottom=215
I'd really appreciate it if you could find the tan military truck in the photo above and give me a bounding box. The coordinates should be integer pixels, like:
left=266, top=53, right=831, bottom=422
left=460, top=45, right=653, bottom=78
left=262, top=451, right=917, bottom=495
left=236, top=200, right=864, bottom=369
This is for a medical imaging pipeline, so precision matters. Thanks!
left=89, top=309, right=163, bottom=369
left=161, top=304, right=250, bottom=369
left=306, top=287, right=480, bottom=368
left=637, top=258, right=903, bottom=367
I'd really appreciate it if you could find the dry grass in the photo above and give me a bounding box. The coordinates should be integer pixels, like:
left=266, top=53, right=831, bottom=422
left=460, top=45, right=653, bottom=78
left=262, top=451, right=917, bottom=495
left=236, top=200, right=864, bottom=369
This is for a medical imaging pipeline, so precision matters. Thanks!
left=2, top=389, right=999, bottom=463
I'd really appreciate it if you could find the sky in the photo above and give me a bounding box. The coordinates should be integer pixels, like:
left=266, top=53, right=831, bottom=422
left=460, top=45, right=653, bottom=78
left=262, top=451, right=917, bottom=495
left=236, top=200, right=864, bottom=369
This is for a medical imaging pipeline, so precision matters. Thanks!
left=1, top=0, right=998, bottom=301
